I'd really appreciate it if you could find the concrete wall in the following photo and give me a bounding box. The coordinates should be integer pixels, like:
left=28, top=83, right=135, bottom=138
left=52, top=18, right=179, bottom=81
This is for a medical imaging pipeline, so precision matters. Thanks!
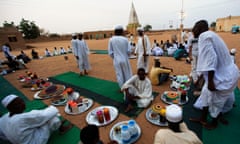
left=216, top=16, right=240, bottom=32
left=0, top=27, right=26, bottom=50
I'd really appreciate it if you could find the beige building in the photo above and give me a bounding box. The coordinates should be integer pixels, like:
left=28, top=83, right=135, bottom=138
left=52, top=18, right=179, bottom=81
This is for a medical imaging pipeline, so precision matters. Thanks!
left=216, top=15, right=240, bottom=32
left=0, top=27, right=26, bottom=50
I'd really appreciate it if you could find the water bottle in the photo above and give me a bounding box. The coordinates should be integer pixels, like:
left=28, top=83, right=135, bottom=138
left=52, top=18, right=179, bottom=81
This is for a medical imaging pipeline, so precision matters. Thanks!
left=128, top=120, right=138, bottom=138
left=121, top=125, right=131, bottom=144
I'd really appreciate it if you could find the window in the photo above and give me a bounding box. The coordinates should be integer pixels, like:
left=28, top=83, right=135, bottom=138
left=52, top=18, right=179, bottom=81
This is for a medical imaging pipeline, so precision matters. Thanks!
left=8, top=36, right=17, bottom=42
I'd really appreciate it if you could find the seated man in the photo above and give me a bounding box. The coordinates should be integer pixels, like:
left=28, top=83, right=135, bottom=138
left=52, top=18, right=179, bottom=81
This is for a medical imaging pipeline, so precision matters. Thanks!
left=79, top=124, right=118, bottom=144
left=149, top=59, right=173, bottom=85
left=151, top=43, right=164, bottom=56
left=0, top=95, right=72, bottom=144
left=121, top=68, right=153, bottom=112
left=153, top=104, right=202, bottom=144
left=31, top=49, right=39, bottom=59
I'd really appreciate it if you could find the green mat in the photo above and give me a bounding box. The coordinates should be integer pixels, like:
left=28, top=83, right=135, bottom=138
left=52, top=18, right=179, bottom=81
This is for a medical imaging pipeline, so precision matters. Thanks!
left=49, top=71, right=158, bottom=118
left=183, top=83, right=240, bottom=144
left=90, top=50, right=108, bottom=54
left=0, top=76, right=80, bottom=144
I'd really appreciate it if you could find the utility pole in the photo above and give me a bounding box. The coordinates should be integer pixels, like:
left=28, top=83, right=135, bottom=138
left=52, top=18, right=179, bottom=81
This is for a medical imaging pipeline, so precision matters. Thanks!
left=179, top=0, right=185, bottom=43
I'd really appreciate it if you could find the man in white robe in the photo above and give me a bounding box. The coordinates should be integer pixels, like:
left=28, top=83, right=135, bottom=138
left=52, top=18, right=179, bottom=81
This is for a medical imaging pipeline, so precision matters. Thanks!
left=0, top=95, right=72, bottom=144
left=71, top=33, right=79, bottom=67
left=154, top=104, right=202, bottom=144
left=77, top=33, right=91, bottom=75
left=108, top=25, right=132, bottom=88
left=135, top=28, right=151, bottom=73
left=121, top=68, right=153, bottom=112
left=190, top=20, right=239, bottom=130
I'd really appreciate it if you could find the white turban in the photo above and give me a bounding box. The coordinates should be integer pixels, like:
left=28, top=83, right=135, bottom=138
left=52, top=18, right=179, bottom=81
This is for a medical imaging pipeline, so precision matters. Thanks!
left=114, top=25, right=124, bottom=30
left=166, top=104, right=182, bottom=123
left=1, top=94, right=18, bottom=108
left=231, top=48, right=236, bottom=54
left=137, top=27, right=144, bottom=32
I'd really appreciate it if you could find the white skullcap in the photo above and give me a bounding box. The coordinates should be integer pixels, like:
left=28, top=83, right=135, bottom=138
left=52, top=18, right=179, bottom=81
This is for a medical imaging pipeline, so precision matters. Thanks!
left=114, top=25, right=124, bottom=30
left=231, top=48, right=236, bottom=54
left=1, top=94, right=18, bottom=108
left=166, top=104, right=182, bottom=123
left=72, top=33, right=77, bottom=37
left=137, top=27, right=144, bottom=32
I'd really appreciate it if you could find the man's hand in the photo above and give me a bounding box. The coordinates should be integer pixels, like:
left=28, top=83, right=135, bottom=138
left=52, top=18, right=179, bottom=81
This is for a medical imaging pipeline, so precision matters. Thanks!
left=75, top=56, right=79, bottom=59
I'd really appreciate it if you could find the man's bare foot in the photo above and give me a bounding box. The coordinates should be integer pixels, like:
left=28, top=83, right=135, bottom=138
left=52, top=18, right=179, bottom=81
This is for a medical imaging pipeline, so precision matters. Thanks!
left=59, top=120, right=73, bottom=135
left=203, top=122, right=217, bottom=130
left=219, top=117, right=229, bottom=125
left=124, top=105, right=133, bottom=112
left=189, top=117, right=207, bottom=125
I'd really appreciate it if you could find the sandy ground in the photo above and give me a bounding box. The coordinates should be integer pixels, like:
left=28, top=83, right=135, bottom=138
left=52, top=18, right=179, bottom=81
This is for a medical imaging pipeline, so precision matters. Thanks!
left=1, top=32, right=240, bottom=144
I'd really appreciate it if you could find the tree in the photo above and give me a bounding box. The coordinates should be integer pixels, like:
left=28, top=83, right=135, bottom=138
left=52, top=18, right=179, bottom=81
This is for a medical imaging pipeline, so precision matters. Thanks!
left=18, top=18, right=40, bottom=39
left=143, top=24, right=152, bottom=32
left=3, top=21, right=15, bottom=27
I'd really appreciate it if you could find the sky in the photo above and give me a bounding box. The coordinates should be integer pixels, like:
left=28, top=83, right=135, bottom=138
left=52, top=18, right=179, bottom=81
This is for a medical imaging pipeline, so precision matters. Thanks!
left=0, top=0, right=239, bottom=34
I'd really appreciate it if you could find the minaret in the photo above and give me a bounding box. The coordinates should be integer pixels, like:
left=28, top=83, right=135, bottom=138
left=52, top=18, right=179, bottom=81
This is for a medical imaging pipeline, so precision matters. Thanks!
left=126, top=2, right=141, bottom=36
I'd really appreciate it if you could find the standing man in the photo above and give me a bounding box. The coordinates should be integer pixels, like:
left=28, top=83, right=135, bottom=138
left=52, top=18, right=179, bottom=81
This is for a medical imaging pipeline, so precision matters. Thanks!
left=77, top=33, right=91, bottom=75
left=71, top=33, right=79, bottom=68
left=108, top=25, right=132, bottom=89
left=135, top=28, right=151, bottom=74
left=188, top=32, right=199, bottom=84
left=190, top=20, right=239, bottom=130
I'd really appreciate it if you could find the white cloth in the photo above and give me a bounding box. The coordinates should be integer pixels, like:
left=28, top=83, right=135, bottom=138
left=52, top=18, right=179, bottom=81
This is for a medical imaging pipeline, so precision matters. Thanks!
left=108, top=35, right=133, bottom=87
left=53, top=49, right=59, bottom=56
left=152, top=46, right=164, bottom=56
left=121, top=75, right=153, bottom=108
left=76, top=39, right=91, bottom=72
left=167, top=46, right=177, bottom=56
left=135, top=35, right=151, bottom=73
left=60, top=48, right=66, bottom=54
left=1, top=94, right=18, bottom=108
left=71, top=38, right=78, bottom=56
left=0, top=106, right=61, bottom=144
left=194, top=31, right=239, bottom=118
left=2, top=45, right=13, bottom=58
left=154, top=122, right=202, bottom=144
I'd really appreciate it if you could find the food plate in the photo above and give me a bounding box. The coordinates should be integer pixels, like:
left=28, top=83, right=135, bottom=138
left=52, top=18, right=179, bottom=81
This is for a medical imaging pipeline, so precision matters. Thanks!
left=86, top=106, right=118, bottom=126
left=109, top=121, right=141, bottom=144
left=33, top=91, right=51, bottom=99
left=145, top=108, right=168, bottom=126
left=64, top=98, right=93, bottom=115
left=52, top=98, right=67, bottom=106
left=161, top=94, right=188, bottom=105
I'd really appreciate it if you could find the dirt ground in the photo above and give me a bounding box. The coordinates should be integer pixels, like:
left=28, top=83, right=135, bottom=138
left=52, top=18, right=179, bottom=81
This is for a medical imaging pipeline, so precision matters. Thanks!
left=1, top=32, right=240, bottom=144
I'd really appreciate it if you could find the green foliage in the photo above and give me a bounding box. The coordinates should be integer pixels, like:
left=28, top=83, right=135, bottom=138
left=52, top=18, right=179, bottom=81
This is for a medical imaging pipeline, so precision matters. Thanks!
left=18, top=18, right=40, bottom=39
left=3, top=21, right=15, bottom=27
left=144, top=24, right=152, bottom=32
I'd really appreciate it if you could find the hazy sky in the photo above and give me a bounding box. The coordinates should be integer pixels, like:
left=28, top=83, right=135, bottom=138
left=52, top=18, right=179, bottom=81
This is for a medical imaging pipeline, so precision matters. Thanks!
left=0, top=0, right=239, bottom=34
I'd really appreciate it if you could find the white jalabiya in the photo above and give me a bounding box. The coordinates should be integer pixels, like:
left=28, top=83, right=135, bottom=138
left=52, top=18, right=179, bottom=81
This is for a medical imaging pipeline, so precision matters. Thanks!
left=154, top=122, right=203, bottom=144
left=135, top=35, right=151, bottom=73
left=194, top=31, right=239, bottom=118
left=71, top=38, right=78, bottom=57
left=121, top=75, right=153, bottom=108
left=108, top=35, right=133, bottom=87
left=76, top=39, right=91, bottom=72
left=0, top=106, right=61, bottom=144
